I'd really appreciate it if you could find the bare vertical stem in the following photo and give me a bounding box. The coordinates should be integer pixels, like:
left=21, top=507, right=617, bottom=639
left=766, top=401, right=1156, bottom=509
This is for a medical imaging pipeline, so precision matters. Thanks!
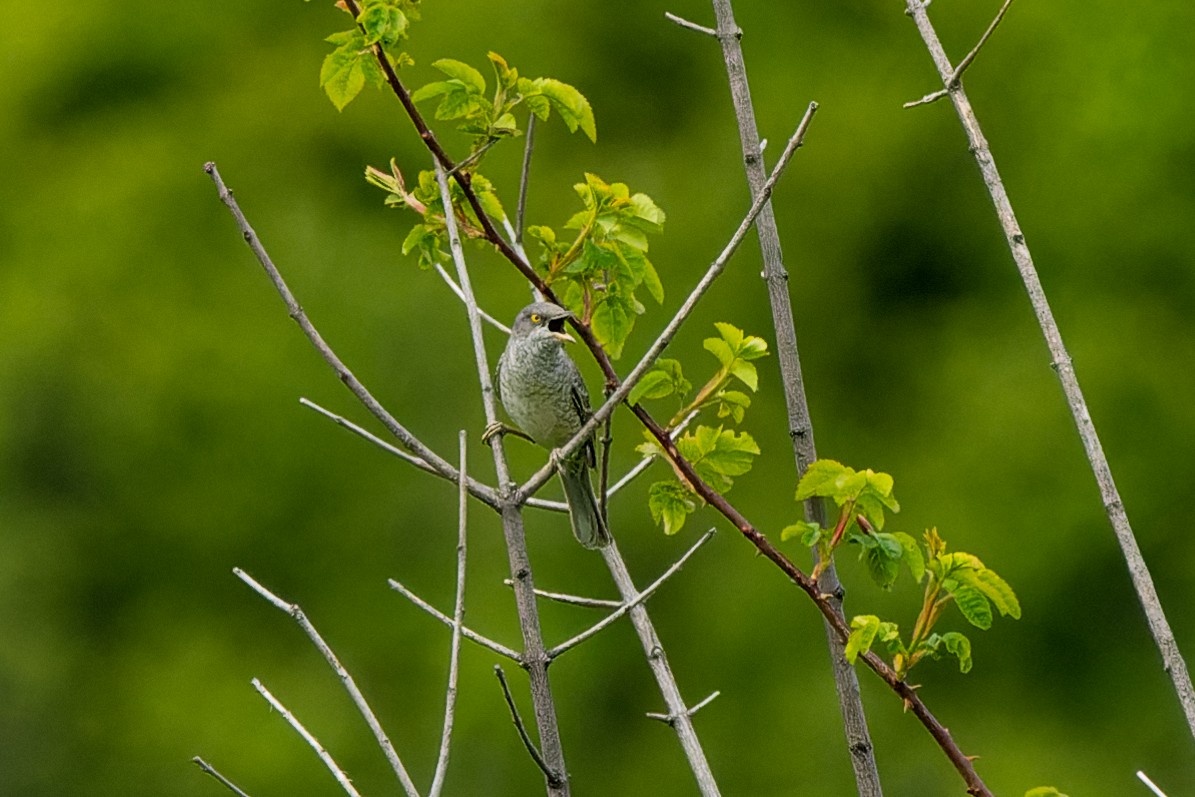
left=599, top=538, right=722, bottom=796
left=434, top=163, right=571, bottom=794
left=702, top=2, right=884, bottom=792
left=903, top=0, right=1195, bottom=741
left=429, top=431, right=470, bottom=797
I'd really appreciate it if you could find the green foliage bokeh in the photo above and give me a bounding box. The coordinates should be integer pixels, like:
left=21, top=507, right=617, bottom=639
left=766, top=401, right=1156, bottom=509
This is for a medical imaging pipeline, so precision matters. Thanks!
left=2, top=1, right=1193, bottom=795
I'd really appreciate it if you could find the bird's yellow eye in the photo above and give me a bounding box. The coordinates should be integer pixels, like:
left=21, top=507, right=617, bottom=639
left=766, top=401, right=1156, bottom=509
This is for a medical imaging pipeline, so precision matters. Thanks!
left=530, top=313, right=542, bottom=324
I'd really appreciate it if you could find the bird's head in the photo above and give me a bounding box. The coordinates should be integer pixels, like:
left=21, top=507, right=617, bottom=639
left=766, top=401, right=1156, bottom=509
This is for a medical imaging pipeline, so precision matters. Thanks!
left=510, top=302, right=575, bottom=344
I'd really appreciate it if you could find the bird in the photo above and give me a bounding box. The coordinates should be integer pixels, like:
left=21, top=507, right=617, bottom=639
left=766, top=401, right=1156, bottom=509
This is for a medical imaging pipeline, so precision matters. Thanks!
left=485, top=301, right=611, bottom=549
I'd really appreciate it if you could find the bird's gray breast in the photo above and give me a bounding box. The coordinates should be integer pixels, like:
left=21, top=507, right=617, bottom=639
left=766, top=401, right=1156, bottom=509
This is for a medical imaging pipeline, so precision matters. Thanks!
left=498, top=337, right=585, bottom=449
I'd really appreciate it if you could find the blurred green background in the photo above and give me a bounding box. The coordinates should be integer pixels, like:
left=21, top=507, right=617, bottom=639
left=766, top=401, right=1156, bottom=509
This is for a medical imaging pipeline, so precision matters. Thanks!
left=3, top=0, right=1193, bottom=794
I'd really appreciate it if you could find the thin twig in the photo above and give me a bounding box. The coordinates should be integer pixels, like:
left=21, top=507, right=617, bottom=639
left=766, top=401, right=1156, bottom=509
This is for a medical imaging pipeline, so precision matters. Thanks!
left=388, top=578, right=521, bottom=661
left=429, top=431, right=469, bottom=797
left=704, top=1, right=883, bottom=793
left=664, top=11, right=718, bottom=38
left=204, top=163, right=470, bottom=498
left=904, top=0, right=1195, bottom=747
left=433, top=265, right=511, bottom=333
left=299, top=398, right=500, bottom=509
left=903, top=0, right=1016, bottom=108
left=1138, top=771, right=1168, bottom=797
left=516, top=115, right=536, bottom=245
left=516, top=106, right=818, bottom=502
left=504, top=581, right=623, bottom=609
left=548, top=528, right=717, bottom=658
left=646, top=691, right=720, bottom=724
left=493, top=665, right=563, bottom=788
left=192, top=757, right=254, bottom=797
left=251, top=678, right=363, bottom=797
left=235, top=569, right=421, bottom=797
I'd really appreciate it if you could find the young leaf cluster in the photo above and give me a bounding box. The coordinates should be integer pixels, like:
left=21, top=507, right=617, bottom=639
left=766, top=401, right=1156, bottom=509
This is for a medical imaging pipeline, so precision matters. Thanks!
left=365, top=161, right=507, bottom=270
left=787, top=461, right=1020, bottom=678
left=319, top=0, right=421, bottom=111
left=846, top=528, right=1021, bottom=679
left=412, top=52, right=596, bottom=163
left=635, top=324, right=769, bottom=535
left=526, top=174, right=665, bottom=359
left=784, top=459, right=905, bottom=584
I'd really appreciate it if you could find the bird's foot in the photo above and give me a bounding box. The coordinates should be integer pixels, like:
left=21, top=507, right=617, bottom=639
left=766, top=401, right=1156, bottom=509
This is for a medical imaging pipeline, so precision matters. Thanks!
left=482, top=422, right=535, bottom=447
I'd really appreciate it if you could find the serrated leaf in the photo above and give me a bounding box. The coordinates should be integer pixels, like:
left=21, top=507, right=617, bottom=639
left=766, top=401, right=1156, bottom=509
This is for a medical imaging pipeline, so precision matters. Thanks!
left=320, top=45, right=368, bottom=111
left=431, top=58, right=486, bottom=94
left=591, top=293, right=635, bottom=359
left=729, top=359, right=759, bottom=392
left=796, top=459, right=849, bottom=501
left=846, top=615, right=881, bottom=664
left=628, top=369, right=675, bottom=405
left=862, top=532, right=904, bottom=590
left=536, top=78, right=597, bottom=142
left=938, top=631, right=973, bottom=673
left=949, top=584, right=993, bottom=630
left=713, top=322, right=744, bottom=350
left=649, top=481, right=697, bottom=536
left=714, top=390, right=751, bottom=424
left=702, top=336, right=735, bottom=370
left=678, top=426, right=759, bottom=494
left=627, top=192, right=666, bottom=231
left=974, top=568, right=1021, bottom=619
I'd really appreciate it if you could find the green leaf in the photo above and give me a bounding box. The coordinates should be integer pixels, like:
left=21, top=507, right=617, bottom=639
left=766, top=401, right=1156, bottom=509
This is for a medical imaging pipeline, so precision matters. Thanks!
left=891, top=531, right=925, bottom=584
left=677, top=426, right=760, bottom=493
left=938, top=631, right=973, bottom=673
left=628, top=369, right=676, bottom=405
left=949, top=584, right=993, bottom=630
left=320, top=39, right=368, bottom=111
left=714, top=389, right=751, bottom=424
left=591, top=293, right=635, bottom=359
left=781, top=520, right=822, bottom=545
left=627, top=192, right=666, bottom=231
left=795, top=459, right=849, bottom=501
left=640, top=256, right=664, bottom=304
left=845, top=615, right=881, bottom=664
left=488, top=51, right=517, bottom=90
left=357, top=2, right=408, bottom=46
left=536, top=78, right=597, bottom=142
left=973, top=567, right=1021, bottom=620
left=861, top=532, right=904, bottom=590
left=410, top=80, right=452, bottom=103
left=649, top=481, right=698, bottom=536
left=431, top=58, right=486, bottom=94
left=1025, top=788, right=1069, bottom=797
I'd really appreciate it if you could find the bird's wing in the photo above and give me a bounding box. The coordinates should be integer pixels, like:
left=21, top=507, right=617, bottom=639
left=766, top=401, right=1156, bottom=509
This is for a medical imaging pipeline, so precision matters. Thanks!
left=493, top=351, right=505, bottom=407
left=568, top=371, right=597, bottom=469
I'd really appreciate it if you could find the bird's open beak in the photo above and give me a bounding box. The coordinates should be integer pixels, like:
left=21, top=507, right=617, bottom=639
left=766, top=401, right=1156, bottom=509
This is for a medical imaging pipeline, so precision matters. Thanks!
left=547, top=315, right=575, bottom=343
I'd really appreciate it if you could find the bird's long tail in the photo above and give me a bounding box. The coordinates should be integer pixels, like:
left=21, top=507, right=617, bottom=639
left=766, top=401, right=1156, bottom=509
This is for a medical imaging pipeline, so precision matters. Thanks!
left=558, top=463, right=611, bottom=549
